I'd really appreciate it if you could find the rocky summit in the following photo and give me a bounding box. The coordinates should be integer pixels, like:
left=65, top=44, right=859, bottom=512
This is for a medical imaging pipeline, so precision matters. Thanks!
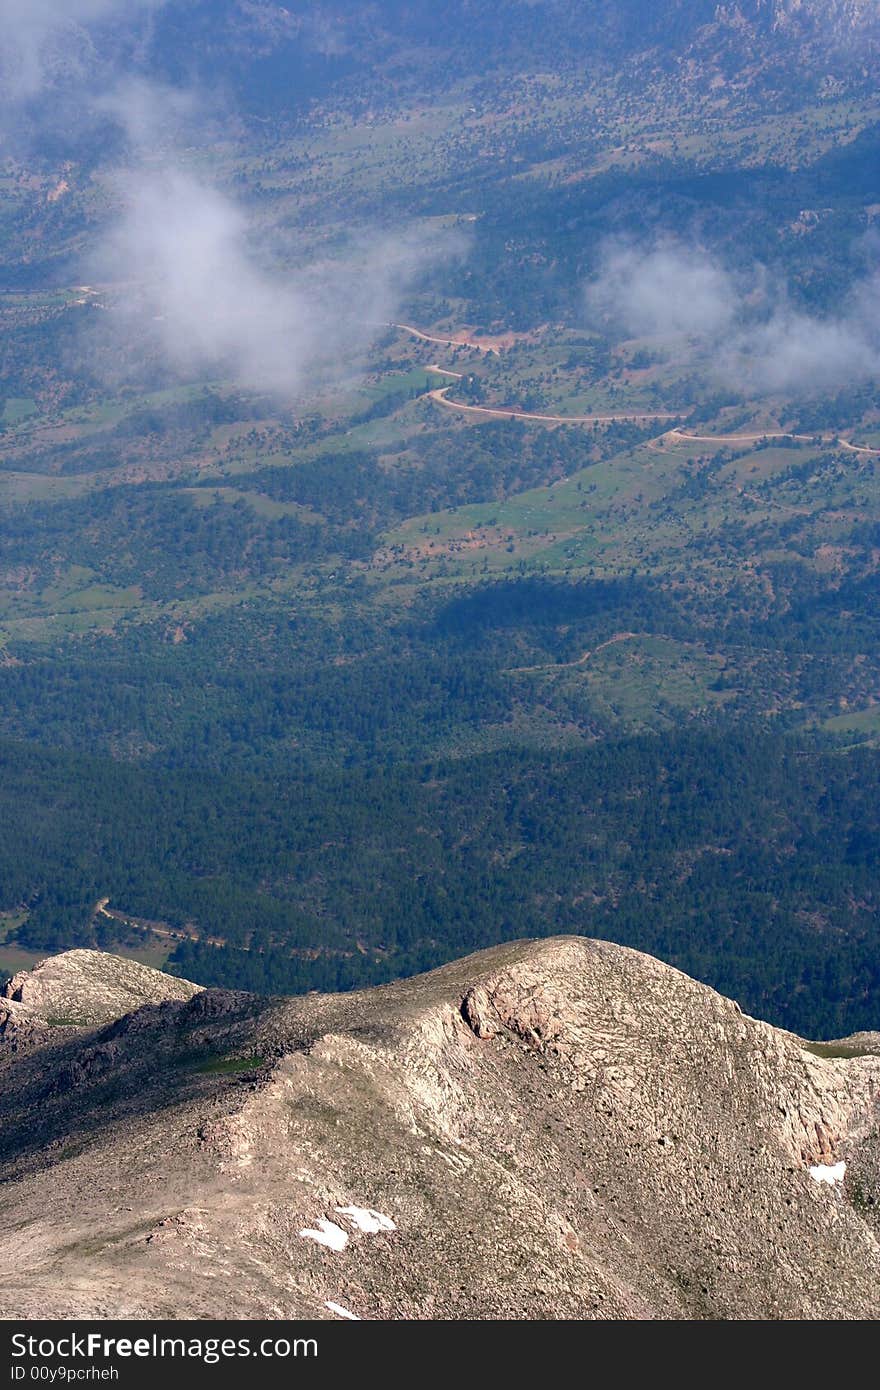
left=1, top=939, right=879, bottom=1321
left=1, top=949, right=201, bottom=1047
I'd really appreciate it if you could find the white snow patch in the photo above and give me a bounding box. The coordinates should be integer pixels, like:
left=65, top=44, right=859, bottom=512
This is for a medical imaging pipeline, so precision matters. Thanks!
left=809, top=1160, right=846, bottom=1185
left=334, top=1205, right=396, bottom=1234
left=325, top=1301, right=360, bottom=1320
left=299, top=1219, right=349, bottom=1251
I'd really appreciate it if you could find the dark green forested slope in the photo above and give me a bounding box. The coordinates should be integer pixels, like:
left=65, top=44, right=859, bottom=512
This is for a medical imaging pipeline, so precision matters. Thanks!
left=1, top=726, right=877, bottom=1037
left=2, top=0, right=879, bottom=1049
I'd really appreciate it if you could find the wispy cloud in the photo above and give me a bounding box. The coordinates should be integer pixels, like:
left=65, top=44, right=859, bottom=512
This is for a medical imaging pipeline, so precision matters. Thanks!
left=1, top=7, right=457, bottom=400
left=93, top=162, right=436, bottom=396
left=585, top=236, right=880, bottom=396
left=96, top=74, right=199, bottom=146
left=585, top=238, right=739, bottom=341
left=0, top=0, right=163, bottom=99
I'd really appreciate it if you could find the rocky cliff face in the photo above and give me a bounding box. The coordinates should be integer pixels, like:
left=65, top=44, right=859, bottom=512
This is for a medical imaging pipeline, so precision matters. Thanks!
left=1, top=939, right=879, bottom=1320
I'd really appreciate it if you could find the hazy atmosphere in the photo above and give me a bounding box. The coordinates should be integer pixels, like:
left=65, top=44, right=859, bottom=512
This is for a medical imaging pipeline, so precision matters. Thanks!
left=587, top=235, right=880, bottom=392
left=1, top=0, right=879, bottom=1333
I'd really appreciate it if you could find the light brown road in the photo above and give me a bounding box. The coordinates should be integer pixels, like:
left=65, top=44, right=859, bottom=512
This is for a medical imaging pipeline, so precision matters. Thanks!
left=388, top=322, right=500, bottom=355
left=837, top=437, right=880, bottom=456
left=509, top=632, right=641, bottom=675
left=397, top=323, right=880, bottom=447
left=425, top=363, right=463, bottom=379
left=666, top=427, right=818, bottom=445
left=664, top=426, right=880, bottom=456
left=428, top=384, right=678, bottom=426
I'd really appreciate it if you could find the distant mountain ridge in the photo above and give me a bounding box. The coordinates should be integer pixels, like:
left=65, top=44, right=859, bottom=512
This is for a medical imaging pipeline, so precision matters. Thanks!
left=9, top=1, right=880, bottom=117
left=136, top=1, right=880, bottom=87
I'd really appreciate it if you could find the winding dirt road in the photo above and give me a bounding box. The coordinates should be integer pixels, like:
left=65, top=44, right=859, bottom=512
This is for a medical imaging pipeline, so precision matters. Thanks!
left=836, top=438, right=880, bottom=456
left=399, top=322, right=880, bottom=446
left=388, top=322, right=501, bottom=355
left=664, top=427, right=880, bottom=456
left=428, top=384, right=678, bottom=427
left=667, top=427, right=817, bottom=445
left=510, top=632, right=641, bottom=675
left=425, top=364, right=463, bottom=379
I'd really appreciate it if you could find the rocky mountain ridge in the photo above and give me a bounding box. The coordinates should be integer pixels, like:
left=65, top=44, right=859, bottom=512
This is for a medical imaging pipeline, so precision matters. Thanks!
left=0, top=948, right=201, bottom=1049
left=2, top=939, right=879, bottom=1320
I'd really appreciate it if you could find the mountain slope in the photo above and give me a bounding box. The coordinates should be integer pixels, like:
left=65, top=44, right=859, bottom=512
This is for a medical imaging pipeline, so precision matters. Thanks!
left=11, top=1, right=880, bottom=114
left=1, top=940, right=879, bottom=1320
left=0, top=948, right=201, bottom=1048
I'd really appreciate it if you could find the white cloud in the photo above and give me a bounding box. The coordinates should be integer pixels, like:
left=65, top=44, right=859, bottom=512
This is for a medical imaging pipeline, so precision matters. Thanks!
left=586, top=238, right=738, bottom=340
left=585, top=236, right=880, bottom=397
left=92, top=162, right=438, bottom=397
left=0, top=10, right=453, bottom=402
left=724, top=295, right=880, bottom=393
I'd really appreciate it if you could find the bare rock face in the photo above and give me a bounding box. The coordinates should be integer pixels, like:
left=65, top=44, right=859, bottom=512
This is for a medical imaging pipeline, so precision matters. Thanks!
left=462, top=977, right=565, bottom=1046
left=2, top=948, right=201, bottom=1030
left=0, top=997, right=48, bottom=1052
left=1, top=937, right=880, bottom=1321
